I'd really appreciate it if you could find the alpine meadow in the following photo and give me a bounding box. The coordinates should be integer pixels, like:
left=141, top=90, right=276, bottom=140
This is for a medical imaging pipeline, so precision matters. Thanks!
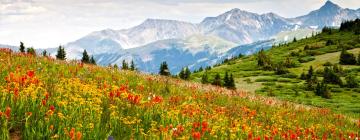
left=0, top=0, right=360, bottom=139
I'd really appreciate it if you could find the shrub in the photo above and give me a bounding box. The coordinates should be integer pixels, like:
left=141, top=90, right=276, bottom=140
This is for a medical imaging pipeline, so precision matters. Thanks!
left=345, top=75, right=359, bottom=88
left=339, top=49, right=357, bottom=65
left=315, top=82, right=331, bottom=99
left=299, top=56, right=315, bottom=63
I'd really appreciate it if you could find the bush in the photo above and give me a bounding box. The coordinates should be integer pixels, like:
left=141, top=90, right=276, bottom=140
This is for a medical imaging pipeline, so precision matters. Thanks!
left=315, top=82, right=331, bottom=99
left=339, top=49, right=357, bottom=65
left=326, top=40, right=335, bottom=46
left=299, top=56, right=315, bottom=63
left=345, top=75, right=359, bottom=88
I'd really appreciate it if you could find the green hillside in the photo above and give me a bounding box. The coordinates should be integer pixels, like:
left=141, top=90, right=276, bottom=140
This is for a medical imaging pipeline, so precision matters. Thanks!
left=192, top=20, right=360, bottom=117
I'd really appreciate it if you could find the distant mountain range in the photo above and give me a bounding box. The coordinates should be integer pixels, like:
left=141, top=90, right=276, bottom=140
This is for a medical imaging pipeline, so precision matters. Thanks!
left=2, top=1, right=360, bottom=73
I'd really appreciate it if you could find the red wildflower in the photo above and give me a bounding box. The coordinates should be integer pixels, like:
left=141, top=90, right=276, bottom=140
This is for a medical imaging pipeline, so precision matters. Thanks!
left=152, top=95, right=163, bottom=104
left=202, top=121, right=208, bottom=128
left=14, top=87, right=19, bottom=97
left=5, top=107, right=11, bottom=119
left=192, top=131, right=201, bottom=140
left=49, top=105, right=55, bottom=111
left=76, top=131, right=82, bottom=140
left=42, top=99, right=47, bottom=106
left=248, top=132, right=253, bottom=139
left=109, top=91, right=114, bottom=98
left=69, top=128, right=75, bottom=140
left=27, top=70, right=35, bottom=78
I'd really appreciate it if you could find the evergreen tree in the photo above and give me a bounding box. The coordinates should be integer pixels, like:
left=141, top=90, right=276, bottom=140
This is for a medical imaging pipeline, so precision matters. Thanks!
left=315, top=82, right=331, bottom=99
left=159, top=61, right=170, bottom=76
left=42, top=50, right=48, bottom=57
left=90, top=56, right=96, bottom=65
left=212, top=73, right=222, bottom=86
left=293, top=37, right=297, bottom=42
left=357, top=53, right=360, bottom=65
left=339, top=49, right=357, bottom=65
left=19, top=42, right=25, bottom=53
left=81, top=50, right=90, bottom=63
left=184, top=67, right=191, bottom=80
left=227, top=73, right=236, bottom=90
left=323, top=67, right=343, bottom=86
left=130, top=60, right=136, bottom=71
left=26, top=47, right=36, bottom=56
left=306, top=66, right=314, bottom=80
left=122, top=60, right=129, bottom=70
left=201, top=72, right=209, bottom=84
left=56, top=46, right=66, bottom=60
left=223, top=71, right=230, bottom=88
left=257, top=49, right=272, bottom=69
left=300, top=72, right=307, bottom=80
left=198, top=67, right=204, bottom=72
left=346, top=75, right=359, bottom=88
left=179, top=68, right=185, bottom=79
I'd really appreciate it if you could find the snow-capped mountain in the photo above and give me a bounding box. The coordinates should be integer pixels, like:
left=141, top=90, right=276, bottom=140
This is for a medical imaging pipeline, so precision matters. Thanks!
left=200, top=9, right=295, bottom=44
left=295, top=1, right=360, bottom=27
left=3, top=1, right=356, bottom=73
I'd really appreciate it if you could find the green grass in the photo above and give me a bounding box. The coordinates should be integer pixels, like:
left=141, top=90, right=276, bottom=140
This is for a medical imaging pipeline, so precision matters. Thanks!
left=192, top=29, right=360, bottom=117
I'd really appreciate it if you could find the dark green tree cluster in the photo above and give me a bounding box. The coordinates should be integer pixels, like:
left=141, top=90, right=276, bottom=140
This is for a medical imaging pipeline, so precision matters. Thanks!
left=26, top=47, right=36, bottom=56
left=120, top=60, right=136, bottom=71
left=56, top=46, right=66, bottom=60
left=179, top=67, right=191, bottom=80
left=322, top=26, right=333, bottom=34
left=315, top=82, right=331, bottom=99
left=222, top=54, right=244, bottom=64
left=345, top=75, right=359, bottom=88
left=42, top=50, right=48, bottom=57
left=304, top=66, right=318, bottom=90
left=339, top=49, right=357, bottom=65
left=159, top=61, right=171, bottom=76
left=207, top=72, right=236, bottom=89
left=339, top=19, right=360, bottom=34
left=323, top=66, right=343, bottom=86
left=81, top=50, right=96, bottom=65
left=257, top=49, right=272, bottom=70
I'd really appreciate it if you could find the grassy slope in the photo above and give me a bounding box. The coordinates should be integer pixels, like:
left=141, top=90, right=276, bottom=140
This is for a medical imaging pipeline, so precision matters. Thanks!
left=192, top=30, right=360, bottom=117
left=0, top=48, right=359, bottom=139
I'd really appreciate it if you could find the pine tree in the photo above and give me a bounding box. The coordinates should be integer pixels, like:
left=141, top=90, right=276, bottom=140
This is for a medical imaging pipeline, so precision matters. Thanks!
left=201, top=72, right=209, bottom=84
left=130, top=60, right=136, bottom=71
left=159, top=61, right=170, bottom=76
left=42, top=50, right=48, bottom=57
left=212, top=73, right=222, bottom=86
left=90, top=56, right=96, bottom=65
left=293, top=37, right=297, bottom=42
left=81, top=50, right=90, bottom=63
left=184, top=67, right=191, bottom=80
left=223, top=71, right=230, bottom=88
left=306, top=66, right=314, bottom=80
left=315, top=82, right=331, bottom=99
left=228, top=73, right=236, bottom=90
left=179, top=68, right=185, bottom=79
left=122, top=60, right=129, bottom=70
left=323, top=67, right=343, bottom=86
left=26, top=47, right=36, bottom=56
left=198, top=67, right=203, bottom=72
left=56, top=46, right=66, bottom=60
left=300, top=72, right=307, bottom=80
left=19, top=42, right=25, bottom=53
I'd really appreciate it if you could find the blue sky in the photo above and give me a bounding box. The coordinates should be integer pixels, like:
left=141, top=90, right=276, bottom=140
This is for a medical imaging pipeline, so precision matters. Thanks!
left=0, top=0, right=359, bottom=48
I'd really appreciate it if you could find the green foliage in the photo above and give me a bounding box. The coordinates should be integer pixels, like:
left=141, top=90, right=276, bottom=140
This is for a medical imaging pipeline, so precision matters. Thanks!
left=339, top=49, right=357, bottom=65
left=81, top=50, right=90, bottom=63
left=315, top=82, right=331, bottom=99
left=345, top=75, right=359, bottom=88
left=323, top=67, right=343, bottom=86
left=298, top=56, right=315, bottom=63
left=130, top=60, right=136, bottom=71
left=323, top=62, right=333, bottom=66
left=257, top=49, right=272, bottom=69
left=340, top=19, right=360, bottom=34
left=223, top=72, right=236, bottom=90
left=159, top=61, right=170, bottom=76
left=90, top=56, right=96, bottom=65
left=325, top=40, right=335, bottom=46
left=211, top=73, right=222, bottom=86
left=55, top=46, right=66, bottom=60
left=19, top=42, right=25, bottom=53
left=122, top=60, right=129, bottom=70
left=201, top=72, right=209, bottom=84
left=26, top=47, right=36, bottom=56
left=42, top=50, right=48, bottom=57
left=179, top=67, right=191, bottom=80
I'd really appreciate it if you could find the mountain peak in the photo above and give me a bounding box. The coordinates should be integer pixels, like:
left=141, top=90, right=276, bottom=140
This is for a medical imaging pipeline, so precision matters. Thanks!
left=321, top=1, right=341, bottom=10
